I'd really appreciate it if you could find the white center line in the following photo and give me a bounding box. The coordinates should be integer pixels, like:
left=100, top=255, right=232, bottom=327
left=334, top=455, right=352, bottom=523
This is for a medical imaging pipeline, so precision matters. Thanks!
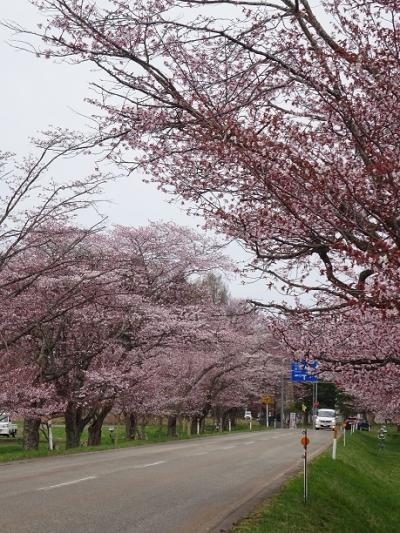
left=219, top=445, right=237, bottom=450
left=134, top=461, right=166, bottom=469
left=37, top=476, right=96, bottom=491
left=242, top=441, right=255, bottom=445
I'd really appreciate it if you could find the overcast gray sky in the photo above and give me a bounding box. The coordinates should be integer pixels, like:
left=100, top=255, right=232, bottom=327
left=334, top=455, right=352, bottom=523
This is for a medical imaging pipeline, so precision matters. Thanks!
left=0, top=0, right=278, bottom=301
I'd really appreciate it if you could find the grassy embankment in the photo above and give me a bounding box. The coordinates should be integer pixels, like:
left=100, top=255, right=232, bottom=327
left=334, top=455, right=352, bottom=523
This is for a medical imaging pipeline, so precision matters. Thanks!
left=0, top=418, right=267, bottom=462
left=235, top=429, right=400, bottom=533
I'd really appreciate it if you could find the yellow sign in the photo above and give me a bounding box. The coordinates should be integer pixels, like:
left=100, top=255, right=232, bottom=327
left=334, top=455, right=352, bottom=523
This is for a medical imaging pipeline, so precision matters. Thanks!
left=261, top=395, right=274, bottom=405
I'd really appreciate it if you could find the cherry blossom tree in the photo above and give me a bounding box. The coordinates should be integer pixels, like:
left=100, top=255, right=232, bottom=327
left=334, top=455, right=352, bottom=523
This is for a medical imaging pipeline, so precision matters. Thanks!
left=0, top=130, right=110, bottom=361
left=0, top=133, right=106, bottom=276
left=1, top=221, right=236, bottom=448
left=16, top=0, right=400, bottom=317
left=0, top=226, right=118, bottom=448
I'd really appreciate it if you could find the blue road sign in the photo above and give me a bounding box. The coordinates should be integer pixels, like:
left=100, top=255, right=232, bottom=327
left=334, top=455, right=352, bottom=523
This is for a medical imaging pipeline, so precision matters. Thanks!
left=291, top=360, right=318, bottom=382
left=291, top=372, right=318, bottom=382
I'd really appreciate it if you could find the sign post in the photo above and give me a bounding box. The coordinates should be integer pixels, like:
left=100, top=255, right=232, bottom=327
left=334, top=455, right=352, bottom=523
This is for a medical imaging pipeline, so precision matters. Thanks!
left=301, top=429, right=310, bottom=503
left=261, top=395, right=273, bottom=428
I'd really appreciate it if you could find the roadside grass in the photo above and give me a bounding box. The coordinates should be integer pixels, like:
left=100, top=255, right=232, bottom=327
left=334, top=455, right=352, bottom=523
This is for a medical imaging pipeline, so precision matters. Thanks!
left=234, top=429, right=400, bottom=533
left=0, top=419, right=268, bottom=462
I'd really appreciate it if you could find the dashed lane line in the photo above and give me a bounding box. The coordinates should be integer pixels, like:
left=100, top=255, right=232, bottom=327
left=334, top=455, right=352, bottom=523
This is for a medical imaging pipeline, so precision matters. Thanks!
left=134, top=461, right=166, bottom=469
left=37, top=476, right=96, bottom=491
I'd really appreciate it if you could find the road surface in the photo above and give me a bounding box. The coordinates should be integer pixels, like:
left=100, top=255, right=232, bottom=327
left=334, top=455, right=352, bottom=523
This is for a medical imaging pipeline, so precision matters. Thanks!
left=0, top=429, right=331, bottom=532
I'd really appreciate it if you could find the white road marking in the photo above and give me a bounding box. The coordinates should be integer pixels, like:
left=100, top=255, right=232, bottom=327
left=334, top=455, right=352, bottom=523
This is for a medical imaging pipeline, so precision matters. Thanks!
left=242, top=441, right=255, bottom=445
left=37, top=476, right=96, bottom=491
left=134, top=461, right=166, bottom=469
left=219, top=445, right=237, bottom=450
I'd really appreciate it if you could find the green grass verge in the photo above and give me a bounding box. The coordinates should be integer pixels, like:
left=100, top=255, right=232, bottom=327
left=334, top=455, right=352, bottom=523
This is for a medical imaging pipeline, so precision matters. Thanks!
left=0, top=419, right=268, bottom=463
left=234, top=429, right=400, bottom=533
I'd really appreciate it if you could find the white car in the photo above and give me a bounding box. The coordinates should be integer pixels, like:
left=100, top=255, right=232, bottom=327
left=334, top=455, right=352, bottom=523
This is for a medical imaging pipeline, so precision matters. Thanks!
left=244, top=410, right=252, bottom=419
left=0, top=413, right=17, bottom=437
left=315, top=409, right=336, bottom=430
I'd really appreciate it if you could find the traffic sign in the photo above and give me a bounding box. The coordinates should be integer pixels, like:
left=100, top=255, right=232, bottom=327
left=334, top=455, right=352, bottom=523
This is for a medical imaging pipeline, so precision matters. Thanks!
left=261, top=395, right=273, bottom=405
left=301, top=436, right=310, bottom=447
left=291, top=360, right=319, bottom=382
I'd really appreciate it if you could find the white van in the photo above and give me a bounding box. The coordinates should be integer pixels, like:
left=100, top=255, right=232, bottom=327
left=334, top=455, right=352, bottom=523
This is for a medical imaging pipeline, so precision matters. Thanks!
left=315, top=408, right=336, bottom=430
left=0, top=413, right=18, bottom=437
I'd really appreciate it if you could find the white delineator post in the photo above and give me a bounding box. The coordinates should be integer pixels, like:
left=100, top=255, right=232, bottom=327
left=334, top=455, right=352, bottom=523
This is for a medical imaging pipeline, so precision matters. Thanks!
left=197, top=418, right=200, bottom=435
left=228, top=418, right=232, bottom=432
left=249, top=419, right=252, bottom=431
left=343, top=425, right=346, bottom=447
left=48, top=421, right=53, bottom=451
left=266, top=404, right=269, bottom=428
left=332, top=427, right=337, bottom=460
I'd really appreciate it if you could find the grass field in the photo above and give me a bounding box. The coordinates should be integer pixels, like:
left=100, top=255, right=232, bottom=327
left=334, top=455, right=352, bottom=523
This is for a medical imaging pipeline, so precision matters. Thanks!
left=0, top=418, right=267, bottom=462
left=234, top=428, right=400, bottom=533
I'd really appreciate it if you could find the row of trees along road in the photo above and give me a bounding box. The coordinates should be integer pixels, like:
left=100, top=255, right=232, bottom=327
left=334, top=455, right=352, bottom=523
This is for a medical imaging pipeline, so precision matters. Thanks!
left=0, top=146, right=281, bottom=449
left=2, top=0, right=399, bottom=427
left=9, top=0, right=398, bottom=422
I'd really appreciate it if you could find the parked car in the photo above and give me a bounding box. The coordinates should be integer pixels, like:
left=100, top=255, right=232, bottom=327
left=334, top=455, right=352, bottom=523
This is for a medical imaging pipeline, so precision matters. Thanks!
left=357, top=420, right=370, bottom=431
left=0, top=413, right=17, bottom=437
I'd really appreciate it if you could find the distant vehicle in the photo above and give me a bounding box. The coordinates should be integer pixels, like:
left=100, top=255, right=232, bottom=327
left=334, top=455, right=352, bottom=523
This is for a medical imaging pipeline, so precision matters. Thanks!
left=0, top=413, right=17, bottom=437
left=357, top=420, right=370, bottom=431
left=315, top=408, right=336, bottom=430
left=244, top=410, right=252, bottom=420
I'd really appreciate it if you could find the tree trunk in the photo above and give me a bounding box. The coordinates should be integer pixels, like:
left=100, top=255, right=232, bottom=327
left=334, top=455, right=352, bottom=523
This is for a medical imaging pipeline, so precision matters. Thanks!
left=221, top=411, right=231, bottom=431
left=125, top=412, right=137, bottom=440
left=23, top=417, right=41, bottom=450
left=190, top=416, right=199, bottom=435
left=87, top=406, right=112, bottom=446
left=167, top=415, right=177, bottom=437
left=135, top=416, right=146, bottom=440
left=64, top=403, right=86, bottom=449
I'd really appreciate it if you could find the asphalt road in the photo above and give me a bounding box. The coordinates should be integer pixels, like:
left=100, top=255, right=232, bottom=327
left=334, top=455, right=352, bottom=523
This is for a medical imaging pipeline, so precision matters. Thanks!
left=0, top=429, right=331, bottom=533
